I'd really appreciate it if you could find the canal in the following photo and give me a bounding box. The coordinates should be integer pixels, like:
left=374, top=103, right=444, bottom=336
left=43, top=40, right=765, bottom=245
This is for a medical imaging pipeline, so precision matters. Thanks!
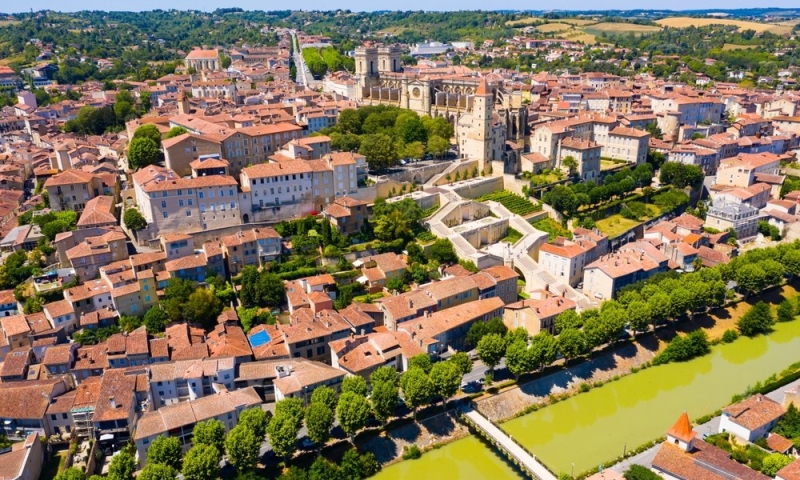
left=375, top=309, right=800, bottom=478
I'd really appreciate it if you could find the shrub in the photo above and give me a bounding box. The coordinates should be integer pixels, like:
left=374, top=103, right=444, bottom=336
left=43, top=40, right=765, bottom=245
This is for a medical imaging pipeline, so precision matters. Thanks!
left=402, top=445, right=421, bottom=460
left=721, top=329, right=739, bottom=343
left=653, top=330, right=710, bottom=365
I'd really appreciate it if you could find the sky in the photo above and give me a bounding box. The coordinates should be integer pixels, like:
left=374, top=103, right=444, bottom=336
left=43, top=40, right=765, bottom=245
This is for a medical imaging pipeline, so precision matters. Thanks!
left=4, top=1, right=800, bottom=13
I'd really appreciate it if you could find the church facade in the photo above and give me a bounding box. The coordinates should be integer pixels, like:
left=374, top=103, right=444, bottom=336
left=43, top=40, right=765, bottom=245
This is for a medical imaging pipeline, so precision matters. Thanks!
left=352, top=46, right=527, bottom=172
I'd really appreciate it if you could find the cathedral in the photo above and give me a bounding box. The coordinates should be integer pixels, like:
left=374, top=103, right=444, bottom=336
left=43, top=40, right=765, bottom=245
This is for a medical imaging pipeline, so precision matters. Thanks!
left=352, top=45, right=528, bottom=173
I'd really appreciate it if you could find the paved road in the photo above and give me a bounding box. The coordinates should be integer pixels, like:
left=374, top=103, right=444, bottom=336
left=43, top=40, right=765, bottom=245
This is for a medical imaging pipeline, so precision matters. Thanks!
left=289, top=30, right=313, bottom=87
left=610, top=375, right=800, bottom=473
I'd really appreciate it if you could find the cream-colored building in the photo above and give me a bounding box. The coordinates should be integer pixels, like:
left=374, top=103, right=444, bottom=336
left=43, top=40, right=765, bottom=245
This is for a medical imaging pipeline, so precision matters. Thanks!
left=715, top=153, right=784, bottom=190
left=185, top=49, right=221, bottom=72
left=132, top=165, right=241, bottom=239
left=558, top=137, right=601, bottom=182
left=44, top=170, right=106, bottom=213
left=604, top=127, right=649, bottom=165
left=162, top=133, right=223, bottom=177
left=503, top=294, right=577, bottom=336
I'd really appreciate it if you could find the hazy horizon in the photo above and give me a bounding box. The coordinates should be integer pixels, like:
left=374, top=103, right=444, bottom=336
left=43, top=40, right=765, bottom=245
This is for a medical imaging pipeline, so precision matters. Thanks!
left=3, top=1, right=800, bottom=14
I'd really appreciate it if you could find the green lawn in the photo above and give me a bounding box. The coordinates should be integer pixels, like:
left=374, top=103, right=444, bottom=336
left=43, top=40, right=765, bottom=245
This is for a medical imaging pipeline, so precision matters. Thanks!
left=40, top=451, right=67, bottom=480
left=595, top=214, right=642, bottom=238
left=501, top=227, right=523, bottom=244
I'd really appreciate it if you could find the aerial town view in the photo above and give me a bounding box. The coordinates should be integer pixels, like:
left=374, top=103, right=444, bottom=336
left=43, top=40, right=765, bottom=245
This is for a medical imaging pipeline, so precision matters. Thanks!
left=4, top=4, right=800, bottom=480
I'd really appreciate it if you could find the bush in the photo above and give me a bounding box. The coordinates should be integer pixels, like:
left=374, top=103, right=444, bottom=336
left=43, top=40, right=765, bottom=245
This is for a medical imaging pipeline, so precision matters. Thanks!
left=402, top=444, right=422, bottom=460
left=737, top=301, right=774, bottom=337
left=653, top=330, right=710, bottom=365
left=721, top=329, right=739, bottom=343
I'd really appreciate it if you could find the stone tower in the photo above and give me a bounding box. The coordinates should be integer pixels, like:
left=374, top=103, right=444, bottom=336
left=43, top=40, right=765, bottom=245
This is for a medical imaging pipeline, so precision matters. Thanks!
left=354, top=46, right=379, bottom=101
left=377, top=45, right=402, bottom=74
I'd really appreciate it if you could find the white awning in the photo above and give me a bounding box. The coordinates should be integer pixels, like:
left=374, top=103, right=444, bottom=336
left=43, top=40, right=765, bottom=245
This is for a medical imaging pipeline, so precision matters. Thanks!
left=99, top=434, right=114, bottom=441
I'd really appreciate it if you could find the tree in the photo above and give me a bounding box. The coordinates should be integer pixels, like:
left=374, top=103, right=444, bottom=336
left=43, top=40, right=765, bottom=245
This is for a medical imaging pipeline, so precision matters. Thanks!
left=761, top=453, right=793, bottom=477
left=182, top=444, right=220, bottom=480
left=544, top=185, right=578, bottom=216
left=623, top=464, right=664, bottom=480
left=557, top=328, right=586, bottom=361
left=429, top=360, right=462, bottom=408
left=256, top=272, right=286, bottom=308
left=267, top=413, right=300, bottom=463
left=192, top=419, right=226, bottom=454
left=648, top=292, right=672, bottom=328
left=782, top=249, right=800, bottom=279
left=305, top=402, right=334, bottom=447
left=165, top=126, right=188, bottom=139
left=528, top=331, right=559, bottom=371
left=274, top=397, right=305, bottom=430
left=505, top=340, right=534, bottom=379
left=395, top=112, right=427, bottom=144
left=627, top=300, right=653, bottom=334
left=561, top=156, right=578, bottom=175
left=128, top=136, right=160, bottom=170
left=426, top=135, right=450, bottom=158
left=337, top=391, right=370, bottom=443
left=466, top=317, right=508, bottom=349
left=55, top=468, right=86, bottom=480
left=238, top=407, right=270, bottom=440
left=359, top=133, right=398, bottom=171
left=427, top=239, right=457, bottom=264
left=477, top=333, right=505, bottom=378
left=449, top=352, right=473, bottom=377
left=182, top=288, right=223, bottom=329
left=370, top=378, right=399, bottom=422
left=108, top=451, right=136, bottom=480
left=408, top=353, right=433, bottom=373
left=406, top=241, right=425, bottom=264
left=143, top=307, right=169, bottom=333
left=147, top=435, right=182, bottom=470
left=737, top=301, right=774, bottom=337
left=400, top=367, right=432, bottom=419
left=778, top=299, right=795, bottom=323
left=310, top=385, right=338, bottom=412
left=134, top=124, right=163, bottom=146
left=337, top=109, right=362, bottom=134
left=308, top=457, right=339, bottom=480
left=554, top=310, right=582, bottom=334
left=138, top=464, right=177, bottom=480
left=225, top=425, right=260, bottom=471
left=342, top=375, right=369, bottom=397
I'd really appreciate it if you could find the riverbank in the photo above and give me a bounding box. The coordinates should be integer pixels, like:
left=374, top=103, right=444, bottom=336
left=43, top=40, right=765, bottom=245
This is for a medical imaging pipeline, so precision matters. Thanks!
left=477, top=284, right=797, bottom=423
left=371, top=284, right=800, bottom=479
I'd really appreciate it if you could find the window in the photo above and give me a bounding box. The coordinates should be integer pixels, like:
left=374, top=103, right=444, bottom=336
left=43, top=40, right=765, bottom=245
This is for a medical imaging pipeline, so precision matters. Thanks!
left=163, top=212, right=169, bottom=219
left=161, top=200, right=166, bottom=208
left=179, top=200, right=184, bottom=207
left=188, top=199, right=193, bottom=206
left=199, top=192, right=204, bottom=199
left=63, top=413, right=68, bottom=420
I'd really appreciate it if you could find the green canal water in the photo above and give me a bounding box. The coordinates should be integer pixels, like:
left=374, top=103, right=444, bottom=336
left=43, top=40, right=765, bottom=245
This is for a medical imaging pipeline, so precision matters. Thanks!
left=375, top=319, right=800, bottom=479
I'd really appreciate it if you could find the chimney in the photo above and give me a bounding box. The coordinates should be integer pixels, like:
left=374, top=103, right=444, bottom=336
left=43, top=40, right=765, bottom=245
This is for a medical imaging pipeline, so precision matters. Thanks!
left=109, top=396, right=117, bottom=409
left=408, top=299, right=414, bottom=309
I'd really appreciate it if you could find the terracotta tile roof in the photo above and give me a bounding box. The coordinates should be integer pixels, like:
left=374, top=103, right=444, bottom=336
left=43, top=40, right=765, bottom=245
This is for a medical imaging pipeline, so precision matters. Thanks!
left=44, top=300, right=75, bottom=320
left=2, top=314, right=30, bottom=337
left=149, top=338, right=169, bottom=359
left=248, top=324, right=289, bottom=360
left=667, top=411, right=696, bottom=443
left=1, top=347, right=31, bottom=377
left=134, top=388, right=261, bottom=440
left=42, top=344, right=74, bottom=366
left=43, top=169, right=98, bottom=187
left=73, top=344, right=109, bottom=371
left=722, top=394, right=785, bottom=432
left=766, top=433, right=793, bottom=453
left=777, top=459, right=800, bottom=480
left=397, top=297, right=505, bottom=345
left=77, top=195, right=116, bottom=227
left=653, top=440, right=769, bottom=480
left=272, top=360, right=345, bottom=396
left=206, top=324, right=252, bottom=358
left=92, top=369, right=138, bottom=422
left=0, top=379, right=63, bottom=420
left=46, top=391, right=76, bottom=414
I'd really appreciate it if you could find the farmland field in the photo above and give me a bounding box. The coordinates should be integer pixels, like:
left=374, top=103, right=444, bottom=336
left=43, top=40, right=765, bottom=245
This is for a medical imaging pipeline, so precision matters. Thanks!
left=583, top=22, right=663, bottom=36
left=558, top=18, right=599, bottom=26
left=535, top=23, right=572, bottom=33
left=655, top=17, right=793, bottom=34
left=722, top=43, right=757, bottom=51
left=506, top=17, right=543, bottom=26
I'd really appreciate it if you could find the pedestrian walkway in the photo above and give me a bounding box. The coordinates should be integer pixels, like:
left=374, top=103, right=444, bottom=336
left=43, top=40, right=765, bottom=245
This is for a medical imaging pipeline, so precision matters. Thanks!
left=461, top=405, right=556, bottom=480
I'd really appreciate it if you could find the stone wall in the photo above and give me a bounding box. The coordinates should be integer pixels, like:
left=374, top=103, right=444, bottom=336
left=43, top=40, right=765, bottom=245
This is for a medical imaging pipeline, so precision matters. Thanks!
left=448, top=176, right=504, bottom=199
